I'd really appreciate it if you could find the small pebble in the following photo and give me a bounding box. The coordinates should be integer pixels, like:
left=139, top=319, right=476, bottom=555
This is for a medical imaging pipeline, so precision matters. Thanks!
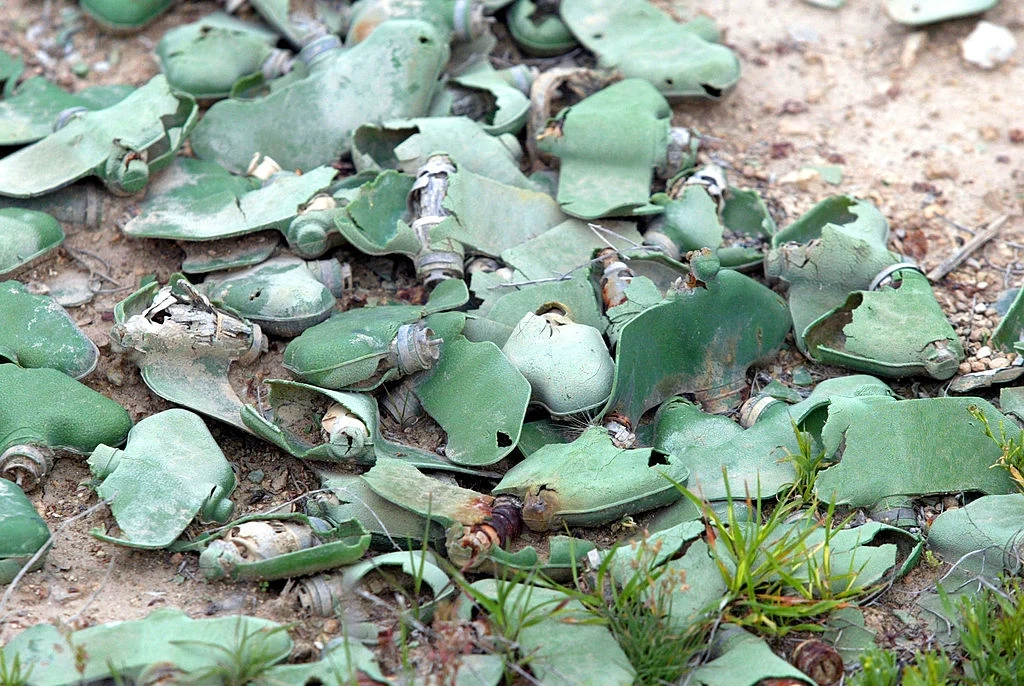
left=958, top=362, right=973, bottom=375
left=971, top=360, right=987, bottom=372
left=978, top=281, right=989, bottom=290
left=106, top=367, right=124, bottom=387
left=990, top=357, right=1011, bottom=369
left=974, top=303, right=987, bottom=313
left=976, top=345, right=992, bottom=359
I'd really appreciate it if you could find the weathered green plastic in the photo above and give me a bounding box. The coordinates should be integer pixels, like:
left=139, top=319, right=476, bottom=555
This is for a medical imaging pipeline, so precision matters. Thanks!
left=0, top=78, right=131, bottom=146
left=501, top=310, right=613, bottom=416
left=88, top=409, right=236, bottom=549
left=928, top=493, right=1024, bottom=579
left=990, top=287, right=1024, bottom=353
left=191, top=20, right=450, bottom=173
left=0, top=280, right=99, bottom=378
left=262, top=638, right=385, bottom=685
left=156, top=13, right=286, bottom=99
left=887, top=0, right=998, bottom=25
left=0, top=208, right=64, bottom=277
left=465, top=269, right=607, bottom=347
left=347, top=0, right=487, bottom=44
left=536, top=78, right=670, bottom=219
left=241, top=379, right=487, bottom=473
left=494, top=426, right=686, bottom=530
left=110, top=274, right=266, bottom=432
left=198, top=513, right=370, bottom=581
left=311, top=470, right=447, bottom=550
left=283, top=278, right=468, bottom=391
left=180, top=231, right=281, bottom=274
left=560, top=0, right=740, bottom=100
left=814, top=396, right=1017, bottom=507
left=198, top=256, right=338, bottom=336
left=803, top=269, right=964, bottom=379
left=0, top=183, right=108, bottom=229
left=1, top=609, right=291, bottom=685
left=430, top=62, right=533, bottom=135
left=351, top=116, right=535, bottom=188
left=0, top=75, right=197, bottom=197
left=499, top=218, right=644, bottom=280
left=767, top=195, right=962, bottom=379
left=80, top=0, right=174, bottom=30
left=0, top=477, right=50, bottom=584
left=599, top=521, right=725, bottom=631
left=242, top=0, right=308, bottom=47
left=689, top=625, right=814, bottom=686
left=123, top=156, right=338, bottom=256
left=666, top=375, right=893, bottom=501
left=457, top=579, right=636, bottom=685
left=508, top=0, right=578, bottom=55
left=413, top=335, right=531, bottom=466
left=602, top=262, right=790, bottom=421
left=0, top=364, right=132, bottom=489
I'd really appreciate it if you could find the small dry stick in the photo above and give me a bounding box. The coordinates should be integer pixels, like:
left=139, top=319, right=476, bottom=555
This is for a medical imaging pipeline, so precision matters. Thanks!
left=926, top=214, right=1010, bottom=282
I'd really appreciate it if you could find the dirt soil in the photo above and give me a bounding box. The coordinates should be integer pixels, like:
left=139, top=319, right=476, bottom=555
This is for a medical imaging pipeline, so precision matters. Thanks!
left=1, top=0, right=1023, bottom=676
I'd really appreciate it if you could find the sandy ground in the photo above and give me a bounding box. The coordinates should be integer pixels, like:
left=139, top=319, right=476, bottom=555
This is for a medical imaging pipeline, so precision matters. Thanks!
left=1, top=0, right=1022, bottom=674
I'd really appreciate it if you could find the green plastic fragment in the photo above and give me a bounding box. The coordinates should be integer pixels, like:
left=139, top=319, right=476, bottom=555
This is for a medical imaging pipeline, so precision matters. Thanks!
left=536, top=78, right=671, bottom=219
left=887, top=0, right=998, bottom=25
left=261, top=638, right=385, bottom=686
left=559, top=0, right=741, bottom=100
left=927, top=493, right=1024, bottom=579
left=191, top=20, right=449, bottom=173
left=79, top=0, right=175, bottom=30
left=346, top=0, right=488, bottom=45
left=493, top=426, right=686, bottom=531
left=507, top=0, right=578, bottom=56
left=198, top=256, right=340, bottom=336
left=0, top=364, right=132, bottom=489
left=0, top=280, right=99, bottom=378
left=110, top=274, right=267, bottom=433
left=0, top=75, right=197, bottom=198
left=0, top=77, right=132, bottom=146
left=198, top=513, right=370, bottom=582
left=0, top=208, right=64, bottom=277
left=814, top=396, right=1017, bottom=507
left=1, top=609, right=291, bottom=685
left=458, top=579, right=636, bottom=685
left=156, top=13, right=286, bottom=100
left=0, top=477, right=51, bottom=584
left=689, top=625, right=814, bottom=685
left=89, top=409, right=236, bottom=549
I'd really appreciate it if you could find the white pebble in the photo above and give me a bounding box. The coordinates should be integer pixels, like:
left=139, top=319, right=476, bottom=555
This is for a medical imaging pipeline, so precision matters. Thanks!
left=976, top=345, right=992, bottom=359
left=962, top=21, right=1017, bottom=70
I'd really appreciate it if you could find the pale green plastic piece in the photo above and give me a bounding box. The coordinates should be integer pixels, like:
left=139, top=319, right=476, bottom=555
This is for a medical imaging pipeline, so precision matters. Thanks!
left=814, top=396, right=1018, bottom=507
left=198, top=256, right=336, bottom=336
left=928, top=493, right=1024, bottom=579
left=0, top=477, right=50, bottom=584
left=352, top=116, right=535, bottom=188
left=88, top=409, right=236, bottom=549
left=361, top=457, right=495, bottom=529
left=241, top=379, right=486, bottom=473
left=312, top=470, right=447, bottom=550
left=499, top=218, right=644, bottom=280
left=0, top=208, right=64, bottom=277
left=536, top=78, right=670, bottom=219
left=156, top=13, right=282, bottom=100
left=0, top=78, right=131, bottom=146
left=494, top=426, right=686, bottom=531
left=262, top=639, right=384, bottom=686
left=198, top=514, right=370, bottom=582
left=191, top=20, right=450, bottom=173
left=346, top=0, right=485, bottom=44
left=414, top=335, right=531, bottom=466
left=0, top=364, right=132, bottom=484
left=508, top=0, right=578, bottom=55
left=501, top=311, right=613, bottom=416
left=458, top=580, right=636, bottom=685
left=244, top=0, right=307, bottom=47
left=123, top=157, right=334, bottom=248
left=465, top=270, right=607, bottom=347
left=767, top=195, right=962, bottom=379
left=667, top=375, right=893, bottom=501
left=110, top=274, right=265, bottom=433
left=0, top=75, right=197, bottom=197
left=0, top=280, right=99, bottom=378
left=887, top=0, right=998, bottom=25
left=431, top=61, right=533, bottom=135
left=689, top=625, right=814, bottom=685
left=80, top=0, right=174, bottom=30
left=0, top=609, right=291, bottom=685
left=602, top=264, right=790, bottom=421
left=180, top=231, right=281, bottom=274
left=283, top=279, right=468, bottom=391
left=560, top=0, right=740, bottom=100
